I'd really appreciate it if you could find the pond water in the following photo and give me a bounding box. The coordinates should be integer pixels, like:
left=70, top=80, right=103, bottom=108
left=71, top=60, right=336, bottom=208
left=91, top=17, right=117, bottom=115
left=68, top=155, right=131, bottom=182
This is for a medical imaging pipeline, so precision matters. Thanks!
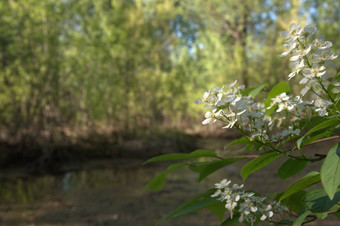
left=0, top=138, right=339, bottom=225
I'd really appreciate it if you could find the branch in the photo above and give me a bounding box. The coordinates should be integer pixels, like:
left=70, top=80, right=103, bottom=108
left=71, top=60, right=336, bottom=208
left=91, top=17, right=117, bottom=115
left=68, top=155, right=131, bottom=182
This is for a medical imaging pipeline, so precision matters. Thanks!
left=223, top=20, right=240, bottom=40
left=302, top=215, right=317, bottom=225
left=305, top=136, right=340, bottom=147
left=238, top=154, right=259, bottom=158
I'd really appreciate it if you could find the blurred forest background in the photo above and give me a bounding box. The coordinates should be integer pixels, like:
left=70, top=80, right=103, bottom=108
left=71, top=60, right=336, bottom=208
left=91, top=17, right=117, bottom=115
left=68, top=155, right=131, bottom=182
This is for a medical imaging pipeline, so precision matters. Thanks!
left=0, top=0, right=339, bottom=150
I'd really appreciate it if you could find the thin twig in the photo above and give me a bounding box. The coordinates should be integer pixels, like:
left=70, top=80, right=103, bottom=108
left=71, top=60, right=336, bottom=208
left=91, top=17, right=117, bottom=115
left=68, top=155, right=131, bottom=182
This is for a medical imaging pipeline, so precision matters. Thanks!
left=305, top=136, right=340, bottom=147
left=302, top=215, right=317, bottom=225
left=238, top=155, right=259, bottom=158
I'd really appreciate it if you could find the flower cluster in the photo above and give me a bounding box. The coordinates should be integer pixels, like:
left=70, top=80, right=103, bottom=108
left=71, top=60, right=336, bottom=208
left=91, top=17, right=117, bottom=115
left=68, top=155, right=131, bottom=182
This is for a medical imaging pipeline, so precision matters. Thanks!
left=212, top=179, right=287, bottom=225
left=267, top=92, right=314, bottom=117
left=195, top=81, right=274, bottom=141
left=280, top=23, right=339, bottom=116
left=195, top=81, right=304, bottom=142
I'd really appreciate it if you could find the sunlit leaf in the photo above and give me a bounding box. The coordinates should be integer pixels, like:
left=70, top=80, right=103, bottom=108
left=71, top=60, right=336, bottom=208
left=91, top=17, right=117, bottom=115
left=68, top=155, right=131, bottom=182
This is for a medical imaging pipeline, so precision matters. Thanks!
left=241, top=83, right=268, bottom=98
left=297, top=118, right=339, bottom=149
left=279, top=171, right=320, bottom=201
left=292, top=210, right=311, bottom=226
left=227, top=136, right=253, bottom=146
left=321, top=142, right=340, bottom=199
left=265, top=82, right=290, bottom=115
left=315, top=212, right=328, bottom=219
left=233, top=144, right=255, bottom=153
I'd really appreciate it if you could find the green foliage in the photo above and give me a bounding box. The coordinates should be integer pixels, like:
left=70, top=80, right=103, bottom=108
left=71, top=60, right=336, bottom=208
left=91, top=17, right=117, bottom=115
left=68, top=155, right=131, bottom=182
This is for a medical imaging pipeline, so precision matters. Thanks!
left=278, top=171, right=321, bottom=202
left=144, top=150, right=217, bottom=164
left=297, top=118, right=339, bottom=149
left=189, top=157, right=245, bottom=182
left=145, top=66, right=340, bottom=225
left=145, top=67, right=340, bottom=225
left=292, top=211, right=311, bottom=226
left=220, top=214, right=241, bottom=226
left=265, top=81, right=291, bottom=115
left=3, top=0, right=338, bottom=138
left=227, top=136, right=253, bottom=146
left=143, top=162, right=186, bottom=191
left=278, top=159, right=308, bottom=180
left=320, top=142, right=340, bottom=199
left=241, top=83, right=268, bottom=99
left=0, top=0, right=338, bottom=142
left=241, top=152, right=282, bottom=180
left=207, top=201, right=226, bottom=223
left=281, top=191, right=307, bottom=213
left=304, top=188, right=340, bottom=213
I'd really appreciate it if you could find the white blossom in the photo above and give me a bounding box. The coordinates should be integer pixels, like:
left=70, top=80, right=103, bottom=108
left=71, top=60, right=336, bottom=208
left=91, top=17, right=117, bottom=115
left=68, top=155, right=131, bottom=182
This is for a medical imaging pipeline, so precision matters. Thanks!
left=280, top=23, right=302, bottom=43
left=280, top=23, right=338, bottom=114
left=214, top=179, right=231, bottom=189
left=212, top=179, right=286, bottom=225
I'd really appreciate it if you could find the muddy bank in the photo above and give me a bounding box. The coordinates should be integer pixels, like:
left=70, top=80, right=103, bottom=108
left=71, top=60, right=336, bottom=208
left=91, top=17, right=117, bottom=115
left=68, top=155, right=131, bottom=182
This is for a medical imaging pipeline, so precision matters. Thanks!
left=0, top=130, right=208, bottom=174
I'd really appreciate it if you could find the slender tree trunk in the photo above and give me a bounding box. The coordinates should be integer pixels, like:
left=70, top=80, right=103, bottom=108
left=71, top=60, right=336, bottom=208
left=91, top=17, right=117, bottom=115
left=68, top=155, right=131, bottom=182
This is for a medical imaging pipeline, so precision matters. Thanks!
left=240, top=0, right=249, bottom=88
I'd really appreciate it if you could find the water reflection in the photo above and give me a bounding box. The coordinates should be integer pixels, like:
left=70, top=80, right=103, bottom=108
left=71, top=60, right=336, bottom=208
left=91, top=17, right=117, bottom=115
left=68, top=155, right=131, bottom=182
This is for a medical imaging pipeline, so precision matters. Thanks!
left=0, top=160, right=227, bottom=225
left=62, top=172, right=72, bottom=191
left=0, top=176, right=58, bottom=204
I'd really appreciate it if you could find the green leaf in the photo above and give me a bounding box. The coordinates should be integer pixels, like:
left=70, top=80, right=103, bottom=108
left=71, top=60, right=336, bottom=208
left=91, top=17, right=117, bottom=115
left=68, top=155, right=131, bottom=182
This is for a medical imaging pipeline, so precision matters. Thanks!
left=189, top=150, right=218, bottom=157
left=241, top=83, right=268, bottom=99
left=221, top=214, right=240, bottom=226
left=278, top=159, right=308, bottom=180
left=321, top=142, right=340, bottom=199
left=265, top=82, right=290, bottom=115
left=279, top=171, right=320, bottom=201
left=303, top=118, right=338, bottom=137
left=189, top=157, right=245, bottom=182
left=144, top=149, right=217, bottom=164
left=267, top=81, right=291, bottom=99
left=292, top=210, right=311, bottom=226
left=233, top=144, right=255, bottom=153
left=241, top=152, right=282, bottom=180
left=227, top=136, right=253, bottom=146
left=248, top=83, right=268, bottom=98
left=297, top=118, right=339, bottom=149
left=281, top=190, right=307, bottom=213
left=266, top=191, right=282, bottom=200
left=298, top=116, right=325, bottom=130
left=315, top=212, right=328, bottom=219
left=304, top=188, right=340, bottom=213
left=302, top=130, right=333, bottom=147
left=207, top=201, right=226, bottom=223
left=143, top=162, right=186, bottom=191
